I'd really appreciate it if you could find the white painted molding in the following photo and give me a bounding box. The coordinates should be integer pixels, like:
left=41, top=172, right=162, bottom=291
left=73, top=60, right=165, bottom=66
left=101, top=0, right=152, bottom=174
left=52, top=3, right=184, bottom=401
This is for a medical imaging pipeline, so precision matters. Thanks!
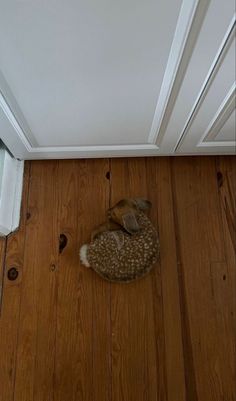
left=148, top=0, right=209, bottom=145
left=197, top=140, right=235, bottom=148
left=0, top=0, right=208, bottom=158
left=0, top=89, right=161, bottom=158
left=0, top=0, right=234, bottom=159
left=0, top=148, right=24, bottom=236
left=175, top=15, right=236, bottom=151
left=0, top=80, right=162, bottom=158
left=0, top=91, right=32, bottom=151
left=23, top=144, right=160, bottom=159
left=198, top=83, right=235, bottom=145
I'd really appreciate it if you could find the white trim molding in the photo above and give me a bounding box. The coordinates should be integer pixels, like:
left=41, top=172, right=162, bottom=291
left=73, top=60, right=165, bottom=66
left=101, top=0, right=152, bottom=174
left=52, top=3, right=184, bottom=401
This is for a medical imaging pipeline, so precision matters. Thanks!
left=176, top=13, right=236, bottom=155
left=0, top=91, right=32, bottom=151
left=22, top=144, right=160, bottom=160
left=0, top=147, right=24, bottom=236
left=148, top=0, right=209, bottom=145
left=198, top=83, right=235, bottom=146
left=0, top=90, right=161, bottom=159
left=0, top=0, right=235, bottom=159
left=176, top=15, right=236, bottom=151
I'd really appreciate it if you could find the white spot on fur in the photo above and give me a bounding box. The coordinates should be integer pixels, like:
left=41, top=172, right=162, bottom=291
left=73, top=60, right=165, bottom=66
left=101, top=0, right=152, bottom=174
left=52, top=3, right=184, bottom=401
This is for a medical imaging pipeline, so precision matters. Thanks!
left=80, top=244, right=90, bottom=267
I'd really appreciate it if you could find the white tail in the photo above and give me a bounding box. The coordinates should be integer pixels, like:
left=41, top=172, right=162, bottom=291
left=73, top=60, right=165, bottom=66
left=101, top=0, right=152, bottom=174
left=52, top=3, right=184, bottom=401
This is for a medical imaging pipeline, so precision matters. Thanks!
left=79, top=244, right=90, bottom=267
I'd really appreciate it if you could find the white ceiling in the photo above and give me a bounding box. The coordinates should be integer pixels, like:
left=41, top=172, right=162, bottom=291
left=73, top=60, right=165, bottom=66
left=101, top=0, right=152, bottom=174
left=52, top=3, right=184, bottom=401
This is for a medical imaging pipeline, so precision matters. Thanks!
left=0, top=0, right=182, bottom=147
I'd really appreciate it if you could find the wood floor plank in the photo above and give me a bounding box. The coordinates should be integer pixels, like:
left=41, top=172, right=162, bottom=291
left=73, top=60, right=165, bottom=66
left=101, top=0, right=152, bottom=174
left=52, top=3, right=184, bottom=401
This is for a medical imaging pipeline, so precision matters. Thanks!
left=110, top=158, right=161, bottom=401
left=216, top=155, right=236, bottom=400
left=1, top=156, right=235, bottom=401
left=216, top=156, right=236, bottom=256
left=0, top=239, right=6, bottom=271
left=0, top=236, right=6, bottom=309
left=0, top=162, right=31, bottom=401
left=172, top=156, right=236, bottom=401
left=14, top=161, right=60, bottom=401
left=146, top=157, right=186, bottom=401
left=54, top=159, right=111, bottom=401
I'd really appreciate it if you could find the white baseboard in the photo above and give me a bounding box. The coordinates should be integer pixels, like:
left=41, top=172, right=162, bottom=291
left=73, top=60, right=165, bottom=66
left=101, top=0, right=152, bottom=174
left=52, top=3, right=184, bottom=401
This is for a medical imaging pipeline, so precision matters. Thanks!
left=0, top=148, right=24, bottom=236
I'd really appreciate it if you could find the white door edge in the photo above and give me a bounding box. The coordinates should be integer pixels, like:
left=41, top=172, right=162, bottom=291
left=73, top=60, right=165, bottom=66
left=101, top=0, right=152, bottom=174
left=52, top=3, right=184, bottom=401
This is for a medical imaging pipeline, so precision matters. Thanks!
left=0, top=148, right=24, bottom=236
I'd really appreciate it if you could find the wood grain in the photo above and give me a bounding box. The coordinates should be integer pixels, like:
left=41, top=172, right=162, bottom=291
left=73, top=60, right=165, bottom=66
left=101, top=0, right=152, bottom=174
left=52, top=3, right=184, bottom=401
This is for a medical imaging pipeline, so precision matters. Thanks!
left=14, top=161, right=60, bottom=401
left=216, top=156, right=236, bottom=401
left=0, top=161, right=31, bottom=401
left=0, top=236, right=6, bottom=311
left=146, top=157, right=186, bottom=401
left=110, top=158, right=160, bottom=401
left=172, top=156, right=236, bottom=401
left=54, top=159, right=111, bottom=401
left=0, top=156, right=235, bottom=401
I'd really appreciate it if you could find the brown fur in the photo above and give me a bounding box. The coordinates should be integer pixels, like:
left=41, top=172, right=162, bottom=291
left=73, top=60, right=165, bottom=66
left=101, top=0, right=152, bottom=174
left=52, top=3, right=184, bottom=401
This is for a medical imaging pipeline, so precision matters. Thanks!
left=92, top=198, right=151, bottom=239
left=81, top=198, right=159, bottom=283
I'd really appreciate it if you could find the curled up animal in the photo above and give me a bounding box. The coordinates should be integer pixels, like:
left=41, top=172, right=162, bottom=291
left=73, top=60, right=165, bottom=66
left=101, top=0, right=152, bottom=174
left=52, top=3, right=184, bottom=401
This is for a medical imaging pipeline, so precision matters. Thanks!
left=80, top=198, right=160, bottom=283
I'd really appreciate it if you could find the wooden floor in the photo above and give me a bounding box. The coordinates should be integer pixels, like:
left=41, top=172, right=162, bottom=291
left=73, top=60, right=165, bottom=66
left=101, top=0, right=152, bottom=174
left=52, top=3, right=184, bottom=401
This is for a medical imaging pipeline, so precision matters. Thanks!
left=0, top=156, right=235, bottom=401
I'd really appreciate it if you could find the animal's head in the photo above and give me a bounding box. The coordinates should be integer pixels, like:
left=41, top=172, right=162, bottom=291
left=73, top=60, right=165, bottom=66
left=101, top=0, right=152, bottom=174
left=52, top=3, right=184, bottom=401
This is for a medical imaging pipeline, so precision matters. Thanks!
left=106, top=198, right=152, bottom=234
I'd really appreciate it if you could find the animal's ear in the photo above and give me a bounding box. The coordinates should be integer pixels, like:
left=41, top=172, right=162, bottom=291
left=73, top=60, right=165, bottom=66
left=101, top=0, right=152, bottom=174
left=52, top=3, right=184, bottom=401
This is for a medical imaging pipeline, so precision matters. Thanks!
left=122, top=212, right=140, bottom=234
left=134, top=198, right=152, bottom=211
